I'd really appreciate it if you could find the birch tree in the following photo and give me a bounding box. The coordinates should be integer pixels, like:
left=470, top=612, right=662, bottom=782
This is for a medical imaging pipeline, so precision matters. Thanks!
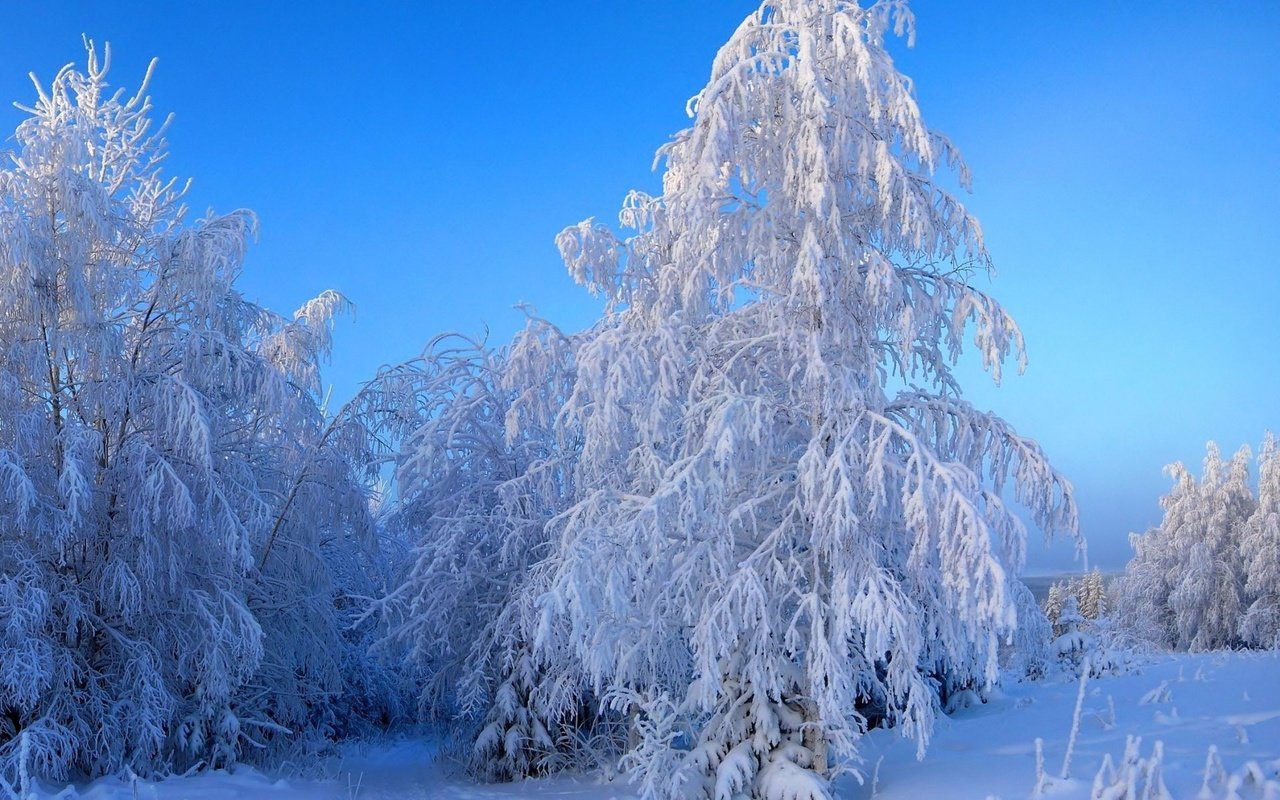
left=374, top=322, right=598, bottom=780
left=1113, top=462, right=1199, bottom=648
left=0, top=45, right=391, bottom=784
left=1168, top=445, right=1252, bottom=651
left=1116, top=442, right=1258, bottom=652
left=1240, top=432, right=1280, bottom=647
left=542, top=2, right=1079, bottom=797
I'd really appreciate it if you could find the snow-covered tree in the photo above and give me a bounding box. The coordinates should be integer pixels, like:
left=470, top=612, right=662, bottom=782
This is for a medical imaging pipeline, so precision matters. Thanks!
left=1168, top=445, right=1252, bottom=651
left=0, top=45, right=390, bottom=784
left=1045, top=582, right=1067, bottom=628
left=1115, top=442, right=1258, bottom=652
left=1078, top=569, right=1107, bottom=620
left=1046, top=571, right=1105, bottom=630
left=1239, top=432, right=1280, bottom=647
left=1003, top=579, right=1051, bottom=680
left=540, top=1, right=1079, bottom=796
left=374, top=324, right=601, bottom=780
left=1112, top=462, right=1199, bottom=649
left=1051, top=596, right=1090, bottom=672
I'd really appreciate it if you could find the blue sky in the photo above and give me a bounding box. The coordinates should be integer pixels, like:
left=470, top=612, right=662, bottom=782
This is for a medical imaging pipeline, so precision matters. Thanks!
left=2, top=2, right=1277, bottom=570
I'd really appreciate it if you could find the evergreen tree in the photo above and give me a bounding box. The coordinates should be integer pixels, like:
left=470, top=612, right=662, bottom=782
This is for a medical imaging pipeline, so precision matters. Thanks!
left=1078, top=568, right=1107, bottom=620
left=1044, top=582, right=1067, bottom=629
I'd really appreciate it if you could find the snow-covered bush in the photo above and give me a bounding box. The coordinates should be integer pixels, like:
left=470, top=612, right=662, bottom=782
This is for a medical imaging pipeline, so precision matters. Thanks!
left=535, top=1, right=1080, bottom=796
left=1042, top=570, right=1139, bottom=678
left=0, top=45, right=392, bottom=784
left=1088, top=736, right=1169, bottom=800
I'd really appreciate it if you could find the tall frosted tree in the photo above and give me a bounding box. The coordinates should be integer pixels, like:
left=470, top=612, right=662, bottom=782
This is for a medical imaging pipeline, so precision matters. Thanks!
left=1168, top=444, right=1252, bottom=651
left=0, top=46, right=391, bottom=785
left=544, top=1, right=1078, bottom=797
left=1239, top=433, right=1280, bottom=647
left=1113, top=462, right=1199, bottom=647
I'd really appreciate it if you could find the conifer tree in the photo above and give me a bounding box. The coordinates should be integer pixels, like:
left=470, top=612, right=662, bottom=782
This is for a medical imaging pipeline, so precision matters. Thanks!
left=1045, top=582, right=1067, bottom=629
left=1078, top=569, right=1106, bottom=620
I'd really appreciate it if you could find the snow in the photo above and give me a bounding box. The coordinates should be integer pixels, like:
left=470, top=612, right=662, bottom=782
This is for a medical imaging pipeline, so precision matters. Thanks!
left=27, top=651, right=1279, bottom=800
left=31, top=740, right=633, bottom=800
left=851, top=650, right=1280, bottom=799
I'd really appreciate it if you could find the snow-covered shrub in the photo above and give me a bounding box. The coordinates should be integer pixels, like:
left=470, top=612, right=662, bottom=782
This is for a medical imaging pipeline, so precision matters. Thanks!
left=1044, top=591, right=1136, bottom=680
left=1088, top=736, right=1169, bottom=800
left=537, top=1, right=1080, bottom=796
left=0, top=45, right=390, bottom=783
left=1082, top=616, right=1145, bottom=679
left=1041, top=569, right=1143, bottom=678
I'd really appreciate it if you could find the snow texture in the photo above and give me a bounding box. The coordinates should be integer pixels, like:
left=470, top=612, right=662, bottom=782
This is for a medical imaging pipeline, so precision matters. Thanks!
left=20, top=651, right=1280, bottom=799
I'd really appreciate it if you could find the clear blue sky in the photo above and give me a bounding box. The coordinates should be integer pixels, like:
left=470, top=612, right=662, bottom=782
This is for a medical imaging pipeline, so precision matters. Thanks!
left=2, top=2, right=1277, bottom=571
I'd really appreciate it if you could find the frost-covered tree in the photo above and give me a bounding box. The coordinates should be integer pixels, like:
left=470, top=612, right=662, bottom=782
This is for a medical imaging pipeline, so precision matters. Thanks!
left=1113, top=464, right=1198, bottom=648
left=1002, top=580, right=1051, bottom=680
left=1239, top=432, right=1280, bottom=647
left=541, top=1, right=1078, bottom=796
left=1046, top=569, right=1106, bottom=630
left=1051, top=596, right=1089, bottom=672
left=1042, top=572, right=1132, bottom=678
left=1169, top=445, right=1252, bottom=651
left=1078, top=569, right=1107, bottom=620
left=0, top=45, right=391, bottom=784
left=1115, top=442, right=1257, bottom=652
left=374, top=324, right=600, bottom=781
left=1045, top=582, right=1067, bottom=628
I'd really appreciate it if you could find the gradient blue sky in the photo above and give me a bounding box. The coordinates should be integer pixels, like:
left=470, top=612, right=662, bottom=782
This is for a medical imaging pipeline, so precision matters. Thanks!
left=2, top=2, right=1277, bottom=570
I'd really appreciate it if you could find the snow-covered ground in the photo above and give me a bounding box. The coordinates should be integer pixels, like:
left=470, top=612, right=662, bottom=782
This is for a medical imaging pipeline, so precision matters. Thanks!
left=854, top=650, right=1280, bottom=799
left=30, top=651, right=1279, bottom=800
